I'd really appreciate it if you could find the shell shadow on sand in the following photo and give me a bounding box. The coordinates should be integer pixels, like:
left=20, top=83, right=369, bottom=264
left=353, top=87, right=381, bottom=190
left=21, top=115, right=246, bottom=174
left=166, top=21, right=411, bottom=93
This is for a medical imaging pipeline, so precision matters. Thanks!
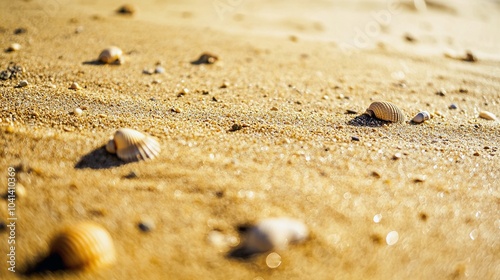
left=82, top=60, right=107, bottom=65
left=347, top=114, right=389, bottom=127
left=74, top=145, right=126, bottom=169
left=22, top=253, right=66, bottom=276
left=227, top=224, right=266, bottom=260
left=82, top=60, right=123, bottom=66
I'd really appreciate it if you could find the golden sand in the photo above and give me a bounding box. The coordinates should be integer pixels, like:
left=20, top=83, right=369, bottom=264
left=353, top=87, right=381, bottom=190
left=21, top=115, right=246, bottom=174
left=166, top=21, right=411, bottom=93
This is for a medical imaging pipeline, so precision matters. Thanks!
left=1, top=0, right=499, bottom=279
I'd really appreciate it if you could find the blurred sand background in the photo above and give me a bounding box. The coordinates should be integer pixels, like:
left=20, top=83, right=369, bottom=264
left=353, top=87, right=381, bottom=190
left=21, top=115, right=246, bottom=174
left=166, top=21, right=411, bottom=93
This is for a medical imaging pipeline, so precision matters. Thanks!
left=1, top=0, right=499, bottom=279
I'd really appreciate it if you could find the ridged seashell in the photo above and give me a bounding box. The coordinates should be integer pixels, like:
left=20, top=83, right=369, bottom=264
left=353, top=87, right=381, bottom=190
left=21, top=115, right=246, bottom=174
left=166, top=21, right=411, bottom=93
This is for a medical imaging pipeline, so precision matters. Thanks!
left=106, top=128, right=160, bottom=162
left=98, top=46, right=123, bottom=64
left=479, top=111, right=497, bottom=121
left=50, top=222, right=116, bottom=270
left=363, top=101, right=405, bottom=122
left=235, top=218, right=308, bottom=256
left=412, top=111, right=430, bottom=124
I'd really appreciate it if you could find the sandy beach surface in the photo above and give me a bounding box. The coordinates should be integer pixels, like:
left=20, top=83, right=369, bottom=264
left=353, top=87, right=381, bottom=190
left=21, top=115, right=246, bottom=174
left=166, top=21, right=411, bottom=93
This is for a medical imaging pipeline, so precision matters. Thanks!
left=1, top=0, right=499, bottom=279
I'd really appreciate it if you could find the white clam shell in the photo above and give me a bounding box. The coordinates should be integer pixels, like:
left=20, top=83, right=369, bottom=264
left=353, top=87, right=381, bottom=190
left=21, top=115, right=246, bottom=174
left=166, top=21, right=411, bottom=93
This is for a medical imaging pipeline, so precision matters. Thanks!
left=50, top=222, right=116, bottom=270
left=241, top=217, right=308, bottom=254
left=106, top=128, right=160, bottom=162
left=479, top=111, right=497, bottom=121
left=412, top=111, right=430, bottom=123
left=364, top=101, right=405, bottom=122
left=98, top=46, right=123, bottom=64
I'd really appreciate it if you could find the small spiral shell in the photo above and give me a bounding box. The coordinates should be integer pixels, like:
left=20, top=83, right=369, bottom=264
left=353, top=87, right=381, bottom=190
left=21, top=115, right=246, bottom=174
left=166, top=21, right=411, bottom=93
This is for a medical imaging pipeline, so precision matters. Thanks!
left=106, top=128, right=160, bottom=162
left=412, top=111, right=430, bottom=123
left=364, top=101, right=405, bottom=123
left=50, top=222, right=116, bottom=271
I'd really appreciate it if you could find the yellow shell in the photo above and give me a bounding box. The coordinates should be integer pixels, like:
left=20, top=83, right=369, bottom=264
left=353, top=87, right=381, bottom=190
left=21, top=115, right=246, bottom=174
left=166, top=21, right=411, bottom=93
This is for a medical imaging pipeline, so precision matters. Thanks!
left=50, top=222, right=116, bottom=270
left=98, top=46, right=123, bottom=64
left=364, top=101, right=405, bottom=122
left=106, top=128, right=160, bottom=162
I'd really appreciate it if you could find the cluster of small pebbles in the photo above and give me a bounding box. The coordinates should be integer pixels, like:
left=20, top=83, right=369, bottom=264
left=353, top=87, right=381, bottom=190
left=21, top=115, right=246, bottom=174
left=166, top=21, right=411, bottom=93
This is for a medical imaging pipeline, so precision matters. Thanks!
left=0, top=64, right=24, bottom=80
left=143, top=65, right=165, bottom=75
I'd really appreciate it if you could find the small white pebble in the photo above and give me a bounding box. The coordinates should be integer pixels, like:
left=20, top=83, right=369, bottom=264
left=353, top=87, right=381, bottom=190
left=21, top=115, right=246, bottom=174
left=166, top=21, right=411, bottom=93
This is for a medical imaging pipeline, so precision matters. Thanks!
left=7, top=43, right=21, bottom=52
left=69, top=82, right=82, bottom=90
left=207, top=230, right=226, bottom=248
left=74, top=108, right=83, bottom=116
left=386, top=231, right=399, bottom=245
left=17, top=80, right=28, bottom=88
left=391, top=71, right=405, bottom=80
left=154, top=66, right=165, bottom=74
left=373, top=214, right=382, bottom=223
